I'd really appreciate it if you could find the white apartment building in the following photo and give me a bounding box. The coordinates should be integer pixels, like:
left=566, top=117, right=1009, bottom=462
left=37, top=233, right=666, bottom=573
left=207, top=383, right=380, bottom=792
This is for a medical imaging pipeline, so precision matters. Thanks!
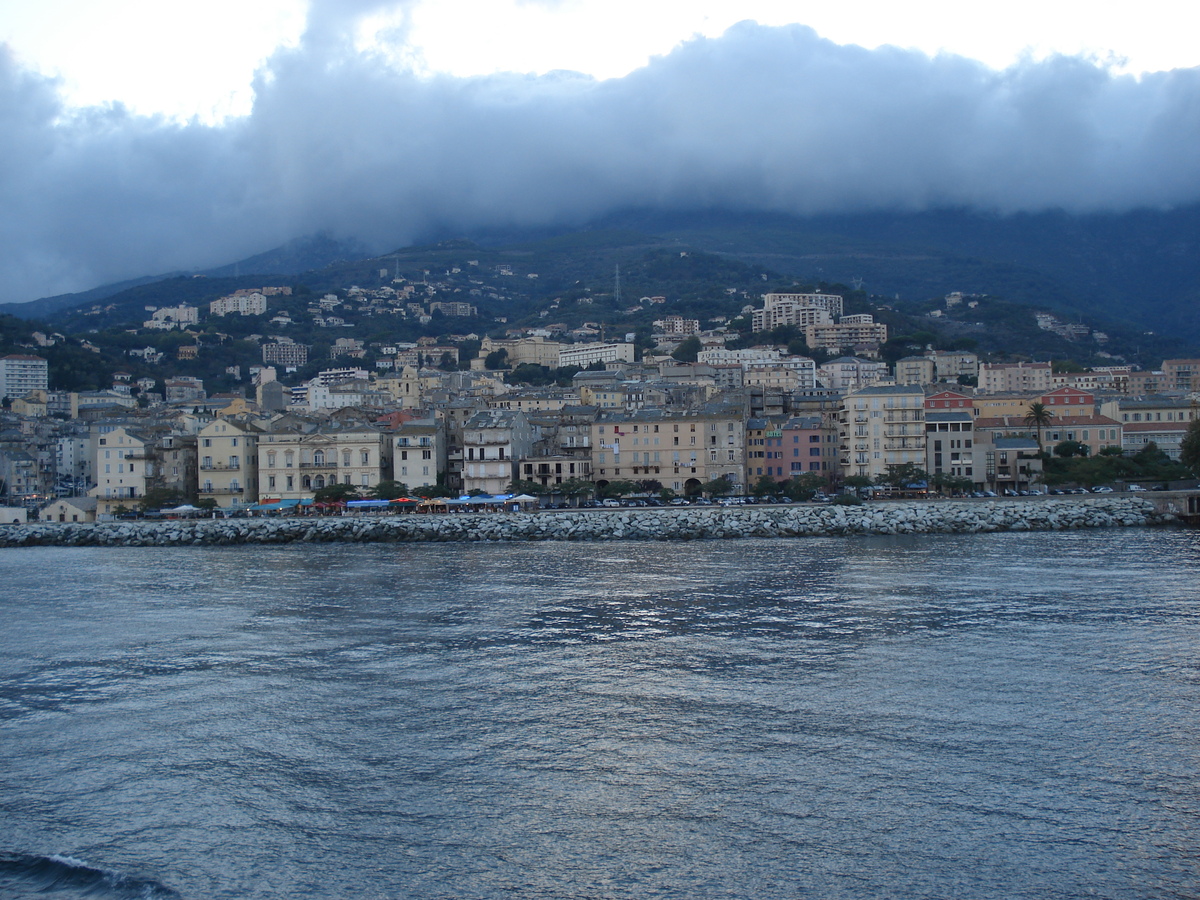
left=558, top=342, right=636, bottom=368
left=461, top=410, right=535, bottom=495
left=210, top=291, right=268, bottom=316
left=751, top=292, right=843, bottom=332
left=818, top=357, right=889, bottom=392
left=839, top=384, right=927, bottom=480
left=805, top=315, right=888, bottom=351
left=0, top=354, right=49, bottom=402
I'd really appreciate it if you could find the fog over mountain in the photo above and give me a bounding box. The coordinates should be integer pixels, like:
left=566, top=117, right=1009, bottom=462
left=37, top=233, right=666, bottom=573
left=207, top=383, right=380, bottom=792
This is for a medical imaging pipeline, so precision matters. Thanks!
left=2, top=5, right=1199, bottom=305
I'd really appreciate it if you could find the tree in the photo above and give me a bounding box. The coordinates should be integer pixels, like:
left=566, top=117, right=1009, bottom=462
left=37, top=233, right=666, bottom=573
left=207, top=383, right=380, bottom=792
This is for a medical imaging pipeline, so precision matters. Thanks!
left=700, top=475, right=736, bottom=497
left=557, top=477, right=595, bottom=498
left=877, top=463, right=929, bottom=491
left=1024, top=402, right=1054, bottom=455
left=138, top=486, right=186, bottom=512
left=369, top=480, right=410, bottom=500
left=598, top=479, right=639, bottom=498
left=782, top=473, right=826, bottom=501
left=506, top=479, right=545, bottom=496
left=843, top=474, right=874, bottom=494
left=1181, top=418, right=1200, bottom=475
left=671, top=336, right=701, bottom=363
left=313, top=483, right=362, bottom=503
left=484, top=348, right=509, bottom=370
left=1053, top=440, right=1090, bottom=458
left=751, top=475, right=777, bottom=497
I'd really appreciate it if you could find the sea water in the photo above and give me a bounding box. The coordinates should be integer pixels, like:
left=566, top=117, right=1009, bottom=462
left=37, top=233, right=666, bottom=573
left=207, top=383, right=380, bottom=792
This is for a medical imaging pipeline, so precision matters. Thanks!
left=2, top=529, right=1199, bottom=899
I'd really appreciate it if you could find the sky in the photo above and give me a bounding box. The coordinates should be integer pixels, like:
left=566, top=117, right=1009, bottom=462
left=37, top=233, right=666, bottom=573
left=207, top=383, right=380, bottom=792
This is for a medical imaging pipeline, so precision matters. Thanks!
left=1, top=0, right=1199, bottom=304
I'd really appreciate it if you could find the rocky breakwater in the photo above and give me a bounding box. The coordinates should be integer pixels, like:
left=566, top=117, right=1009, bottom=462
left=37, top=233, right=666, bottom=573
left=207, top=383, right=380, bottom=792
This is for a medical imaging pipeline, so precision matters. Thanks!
left=0, top=497, right=1171, bottom=549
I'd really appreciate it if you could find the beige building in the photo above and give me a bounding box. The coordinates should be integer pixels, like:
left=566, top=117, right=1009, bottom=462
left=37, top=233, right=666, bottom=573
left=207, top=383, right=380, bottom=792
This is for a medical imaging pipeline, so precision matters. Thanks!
left=477, top=336, right=563, bottom=369
left=258, top=425, right=393, bottom=501
left=805, top=316, right=888, bottom=351
left=839, top=384, right=927, bottom=480
left=39, top=497, right=98, bottom=523
left=593, top=406, right=746, bottom=495
left=394, top=417, right=444, bottom=489
left=91, top=427, right=197, bottom=515
left=978, top=361, right=1052, bottom=394
left=895, top=356, right=936, bottom=386
left=198, top=418, right=261, bottom=509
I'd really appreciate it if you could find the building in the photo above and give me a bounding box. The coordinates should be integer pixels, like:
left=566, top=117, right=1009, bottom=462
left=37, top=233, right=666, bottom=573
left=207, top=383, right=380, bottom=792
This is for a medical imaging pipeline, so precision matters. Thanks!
left=0, top=355, right=49, bottom=403
left=197, top=418, right=261, bottom=509
left=782, top=415, right=839, bottom=481
left=262, top=340, right=309, bottom=368
left=839, top=384, right=927, bottom=480
left=39, top=496, right=98, bottom=523
left=895, top=356, right=936, bottom=386
left=925, top=350, right=980, bottom=383
left=393, top=417, right=445, bottom=489
left=805, top=316, right=888, bottom=351
left=978, top=361, right=1052, bottom=394
left=925, top=411, right=980, bottom=486
left=592, top=406, right=746, bottom=496
left=1108, top=396, right=1198, bottom=459
left=1162, top=359, right=1200, bottom=393
left=973, top=414, right=1122, bottom=458
left=461, top=410, right=535, bottom=495
left=257, top=425, right=393, bottom=501
left=751, top=292, right=843, bottom=332
left=818, top=357, right=889, bottom=392
left=90, top=427, right=197, bottom=516
left=558, top=342, right=637, bottom=369
left=984, top=437, right=1043, bottom=493
left=210, top=290, right=268, bottom=316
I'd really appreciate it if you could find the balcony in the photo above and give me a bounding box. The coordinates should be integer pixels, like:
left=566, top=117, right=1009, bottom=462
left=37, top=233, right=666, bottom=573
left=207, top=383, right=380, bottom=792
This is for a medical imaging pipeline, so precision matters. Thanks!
left=299, top=461, right=338, bottom=469
left=199, top=486, right=245, bottom=495
left=200, top=463, right=241, bottom=472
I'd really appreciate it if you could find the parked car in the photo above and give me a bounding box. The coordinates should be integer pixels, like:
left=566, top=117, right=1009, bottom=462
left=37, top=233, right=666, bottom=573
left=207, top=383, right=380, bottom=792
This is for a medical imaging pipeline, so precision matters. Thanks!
left=1127, top=484, right=1147, bottom=492
left=1092, top=486, right=1114, bottom=493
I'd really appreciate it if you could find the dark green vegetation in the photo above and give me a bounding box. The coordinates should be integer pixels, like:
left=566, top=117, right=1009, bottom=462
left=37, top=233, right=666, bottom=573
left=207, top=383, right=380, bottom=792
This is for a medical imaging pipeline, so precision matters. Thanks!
left=1043, top=442, right=1194, bottom=487
left=2, top=207, right=1197, bottom=396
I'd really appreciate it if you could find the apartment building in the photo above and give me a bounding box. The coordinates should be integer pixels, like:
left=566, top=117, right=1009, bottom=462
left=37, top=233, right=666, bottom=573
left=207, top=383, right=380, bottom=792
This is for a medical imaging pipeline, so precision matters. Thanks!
left=394, top=417, right=444, bottom=489
left=197, top=418, right=261, bottom=509
left=461, top=410, right=535, bottom=495
left=0, top=354, right=49, bottom=402
left=839, top=384, right=927, bottom=480
left=592, top=406, right=746, bottom=495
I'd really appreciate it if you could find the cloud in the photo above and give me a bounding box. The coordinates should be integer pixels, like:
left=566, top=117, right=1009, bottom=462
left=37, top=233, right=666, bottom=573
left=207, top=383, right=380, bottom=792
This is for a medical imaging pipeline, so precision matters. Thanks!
left=2, top=14, right=1199, bottom=304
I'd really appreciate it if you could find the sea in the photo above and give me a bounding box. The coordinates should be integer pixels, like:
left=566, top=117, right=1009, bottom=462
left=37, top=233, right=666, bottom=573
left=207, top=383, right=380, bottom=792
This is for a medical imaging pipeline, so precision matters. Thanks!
left=1, top=528, right=1199, bottom=900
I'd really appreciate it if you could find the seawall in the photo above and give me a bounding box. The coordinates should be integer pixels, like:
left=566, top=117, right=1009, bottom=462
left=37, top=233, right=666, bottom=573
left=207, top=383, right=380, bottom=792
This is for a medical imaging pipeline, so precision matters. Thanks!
left=0, top=497, right=1174, bottom=548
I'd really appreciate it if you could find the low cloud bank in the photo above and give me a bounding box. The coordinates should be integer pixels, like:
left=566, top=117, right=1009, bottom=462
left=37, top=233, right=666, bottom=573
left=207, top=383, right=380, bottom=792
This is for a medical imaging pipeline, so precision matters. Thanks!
left=2, top=17, right=1198, bottom=303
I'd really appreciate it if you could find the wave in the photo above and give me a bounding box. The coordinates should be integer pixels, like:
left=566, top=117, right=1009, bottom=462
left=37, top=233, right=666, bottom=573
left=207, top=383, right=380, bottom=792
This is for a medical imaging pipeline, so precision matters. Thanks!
left=0, top=852, right=180, bottom=899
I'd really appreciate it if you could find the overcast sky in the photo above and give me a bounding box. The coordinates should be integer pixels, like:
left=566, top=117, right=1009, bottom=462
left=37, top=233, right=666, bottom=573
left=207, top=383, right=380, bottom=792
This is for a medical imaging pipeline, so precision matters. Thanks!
left=2, top=0, right=1198, bottom=304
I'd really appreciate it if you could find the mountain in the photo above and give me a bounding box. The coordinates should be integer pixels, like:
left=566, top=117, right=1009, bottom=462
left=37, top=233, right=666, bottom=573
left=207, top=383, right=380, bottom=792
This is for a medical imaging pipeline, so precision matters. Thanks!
left=0, top=234, right=369, bottom=323
left=11, top=205, right=1200, bottom=347
left=559, top=206, right=1200, bottom=343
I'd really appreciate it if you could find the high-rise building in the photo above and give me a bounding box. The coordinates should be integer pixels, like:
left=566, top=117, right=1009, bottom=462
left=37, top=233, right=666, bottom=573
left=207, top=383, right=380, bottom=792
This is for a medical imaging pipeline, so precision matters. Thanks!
left=0, top=354, right=49, bottom=402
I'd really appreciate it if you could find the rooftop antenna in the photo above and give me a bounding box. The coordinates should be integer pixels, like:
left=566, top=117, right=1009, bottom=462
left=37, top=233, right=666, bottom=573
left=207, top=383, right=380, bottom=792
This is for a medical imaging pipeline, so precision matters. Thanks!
left=614, top=264, right=621, bottom=307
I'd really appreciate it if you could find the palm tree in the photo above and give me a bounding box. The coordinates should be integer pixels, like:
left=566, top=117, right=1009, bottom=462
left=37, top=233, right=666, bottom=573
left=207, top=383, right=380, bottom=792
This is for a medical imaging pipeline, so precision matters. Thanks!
left=1024, top=402, right=1054, bottom=456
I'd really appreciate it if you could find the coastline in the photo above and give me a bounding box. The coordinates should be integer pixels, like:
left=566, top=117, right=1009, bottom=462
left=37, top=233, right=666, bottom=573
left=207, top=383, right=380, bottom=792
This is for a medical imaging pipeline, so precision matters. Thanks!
left=0, top=496, right=1172, bottom=548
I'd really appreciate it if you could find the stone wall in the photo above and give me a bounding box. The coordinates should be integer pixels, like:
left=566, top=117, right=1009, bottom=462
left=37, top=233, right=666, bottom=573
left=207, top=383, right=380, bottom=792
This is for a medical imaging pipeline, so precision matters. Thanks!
left=0, top=497, right=1173, bottom=548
